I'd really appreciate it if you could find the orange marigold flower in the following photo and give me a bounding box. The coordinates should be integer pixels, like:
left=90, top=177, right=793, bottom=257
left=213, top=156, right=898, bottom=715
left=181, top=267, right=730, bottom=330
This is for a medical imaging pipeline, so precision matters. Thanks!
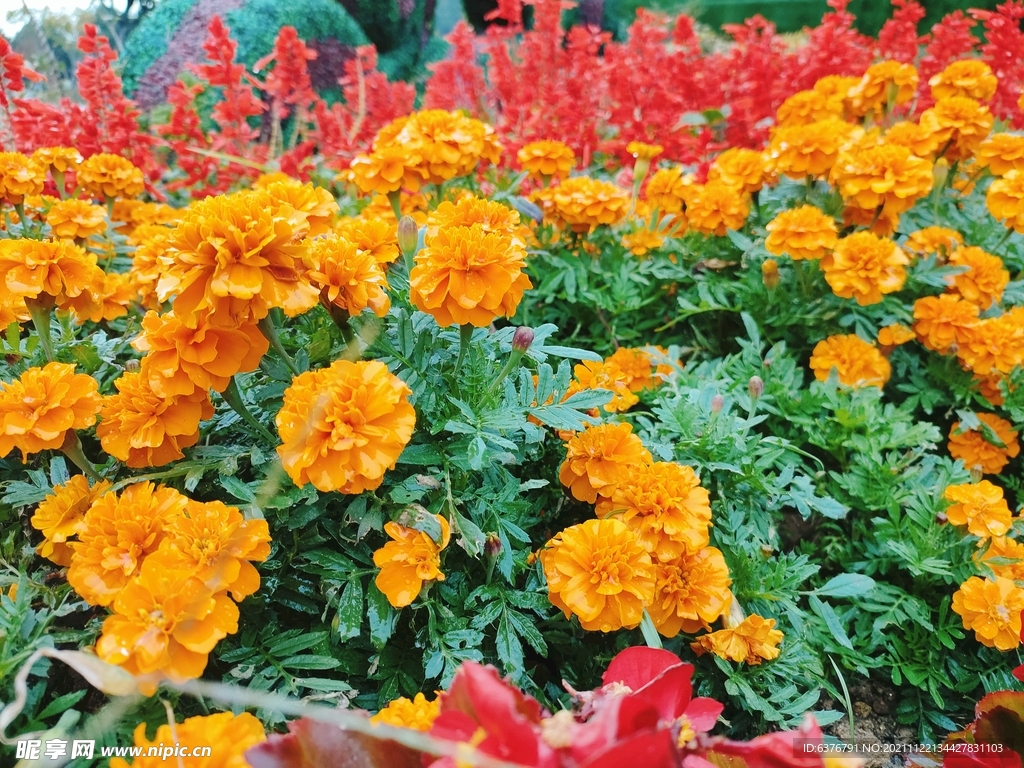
left=877, top=323, right=915, bottom=347
left=978, top=537, right=1024, bottom=582
left=259, top=178, right=339, bottom=237
left=30, top=475, right=111, bottom=566
left=683, top=181, right=750, bottom=236
left=559, top=422, right=652, bottom=503
left=0, top=151, right=46, bottom=204
left=304, top=234, right=391, bottom=318
left=0, top=237, right=103, bottom=306
left=707, top=148, right=765, bottom=194
left=944, top=480, right=1013, bottom=538
left=67, top=482, right=187, bottom=606
left=809, top=335, right=891, bottom=388
left=130, top=229, right=173, bottom=310
left=947, top=246, right=1008, bottom=309
left=518, top=140, right=576, bottom=181
left=830, top=144, right=933, bottom=217
left=159, top=190, right=318, bottom=326
left=596, top=461, right=712, bottom=560
left=544, top=176, right=630, bottom=232
left=373, top=514, right=450, bottom=608
left=97, top=368, right=213, bottom=468
left=986, top=169, right=1024, bottom=234
left=541, top=518, right=655, bottom=633
left=371, top=693, right=441, bottom=731
left=929, top=60, right=998, bottom=102
left=976, top=134, right=1024, bottom=177
left=573, top=359, right=639, bottom=413
left=958, top=311, right=1024, bottom=375
left=884, top=121, right=943, bottom=158
left=646, top=547, right=731, bottom=637
left=45, top=199, right=106, bottom=240
left=949, top=413, right=1020, bottom=475
left=952, top=575, right=1024, bottom=651
left=849, top=60, right=919, bottom=117
left=775, top=88, right=845, bottom=127
left=427, top=196, right=523, bottom=241
left=766, top=119, right=856, bottom=179
left=621, top=228, right=664, bottom=257
left=112, top=200, right=181, bottom=233
left=132, top=310, right=267, bottom=397
left=904, top=226, right=963, bottom=256
left=276, top=359, right=415, bottom=494
left=335, top=216, right=400, bottom=264
left=919, top=97, right=994, bottom=161
left=913, top=294, right=980, bottom=352
left=627, top=141, right=664, bottom=161
left=30, top=146, right=82, bottom=174
left=821, top=232, right=909, bottom=305
left=692, top=614, right=784, bottom=665
left=410, top=224, right=530, bottom=328
left=63, top=271, right=135, bottom=324
left=0, top=362, right=100, bottom=460
left=160, top=499, right=271, bottom=601
left=360, top=192, right=429, bottom=226
left=78, top=153, right=145, bottom=200
left=604, top=347, right=660, bottom=392
left=644, top=166, right=694, bottom=215
left=764, top=205, right=837, bottom=261
left=110, top=712, right=265, bottom=768
left=975, top=370, right=1008, bottom=406
left=96, top=549, right=239, bottom=692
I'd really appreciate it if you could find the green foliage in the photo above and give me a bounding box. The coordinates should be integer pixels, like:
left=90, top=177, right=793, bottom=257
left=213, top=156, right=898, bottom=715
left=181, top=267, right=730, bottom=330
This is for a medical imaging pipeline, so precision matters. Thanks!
left=119, top=0, right=198, bottom=95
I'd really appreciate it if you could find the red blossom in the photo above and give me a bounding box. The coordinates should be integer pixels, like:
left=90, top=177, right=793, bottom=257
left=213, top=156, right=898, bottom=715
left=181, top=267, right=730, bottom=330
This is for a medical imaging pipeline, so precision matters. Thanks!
left=876, top=0, right=926, bottom=63
left=916, top=11, right=980, bottom=112
left=970, top=1, right=1024, bottom=128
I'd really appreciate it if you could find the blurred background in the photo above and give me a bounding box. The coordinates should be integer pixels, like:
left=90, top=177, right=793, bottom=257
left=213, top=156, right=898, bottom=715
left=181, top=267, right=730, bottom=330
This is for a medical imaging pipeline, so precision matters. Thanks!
left=2, top=0, right=1003, bottom=109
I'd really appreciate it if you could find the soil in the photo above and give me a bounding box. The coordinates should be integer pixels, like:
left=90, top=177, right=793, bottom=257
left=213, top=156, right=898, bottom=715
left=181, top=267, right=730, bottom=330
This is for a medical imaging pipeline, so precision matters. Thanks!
left=820, top=679, right=917, bottom=768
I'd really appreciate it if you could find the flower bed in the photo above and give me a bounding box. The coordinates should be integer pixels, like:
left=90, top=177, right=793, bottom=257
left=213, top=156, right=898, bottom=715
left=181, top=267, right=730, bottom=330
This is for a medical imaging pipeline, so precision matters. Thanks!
left=2, top=1, right=1024, bottom=766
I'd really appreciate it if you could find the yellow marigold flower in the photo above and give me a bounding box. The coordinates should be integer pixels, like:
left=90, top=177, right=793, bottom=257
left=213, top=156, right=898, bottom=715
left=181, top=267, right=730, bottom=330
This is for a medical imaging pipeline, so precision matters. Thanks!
left=830, top=144, right=933, bottom=217
left=276, top=359, right=415, bottom=494
left=160, top=499, right=271, bottom=601
left=130, top=229, right=173, bottom=310
left=360, top=192, right=429, bottom=226
left=110, top=712, right=265, bottom=768
left=627, top=141, right=664, bottom=161
left=45, top=199, right=106, bottom=240
left=0, top=151, right=46, bottom=204
left=683, top=181, right=750, bottom=236
left=952, top=575, right=1024, bottom=651
left=573, top=359, right=639, bottom=413
left=541, top=518, right=655, bottom=633
left=877, top=323, right=915, bottom=347
left=809, top=335, right=891, bottom=388
left=957, top=310, right=1024, bottom=375
left=30, top=146, right=82, bottom=174
left=976, top=134, right=1024, bottom=177
left=78, top=153, right=145, bottom=200
left=0, top=362, right=100, bottom=460
left=63, top=271, right=135, bottom=324
left=841, top=204, right=901, bottom=236
left=410, top=224, right=530, bottom=328
left=517, top=140, right=576, bottom=181
left=945, top=480, right=1013, bottom=538
left=304, top=234, right=391, bottom=318
left=913, top=294, right=980, bottom=352
left=644, top=166, right=694, bottom=215
left=904, top=226, right=962, bottom=256
left=645, top=547, right=731, bottom=638
left=707, top=148, right=765, bottom=194
left=975, top=370, right=1009, bottom=406
left=0, top=237, right=103, bottom=307
left=371, top=693, right=441, bottom=731
left=159, top=190, right=318, bottom=326
left=621, top=228, right=664, bottom=256
left=543, top=176, right=630, bottom=232
left=919, top=97, right=994, bottom=161
left=692, top=614, right=784, bottom=664
left=812, top=74, right=860, bottom=111
left=775, top=88, right=845, bottom=128
left=596, top=461, right=712, bottom=560
left=947, top=246, right=1008, bottom=309
left=761, top=258, right=780, bottom=289
left=559, top=422, right=652, bottom=503
left=112, top=200, right=180, bottom=234
left=67, top=481, right=187, bottom=606
left=604, top=347, right=659, bottom=392
left=373, top=514, right=450, bottom=608
left=978, top=536, right=1024, bottom=582
left=259, top=178, right=339, bottom=237
left=884, top=121, right=943, bottom=158
left=766, top=118, right=855, bottom=179
left=427, top=196, right=523, bottom=241
left=335, top=216, right=400, bottom=264
left=987, top=169, right=1024, bottom=233
left=949, top=413, right=1020, bottom=475
left=97, top=368, right=213, bottom=468
left=764, top=205, right=837, bottom=260
left=821, top=232, right=909, bottom=306
left=30, top=475, right=111, bottom=567
left=849, top=60, right=919, bottom=117
left=96, top=549, right=239, bottom=692
left=929, top=60, right=998, bottom=102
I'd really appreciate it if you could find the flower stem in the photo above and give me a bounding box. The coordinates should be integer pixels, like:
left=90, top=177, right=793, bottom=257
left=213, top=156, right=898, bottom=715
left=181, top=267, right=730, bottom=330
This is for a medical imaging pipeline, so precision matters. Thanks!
left=25, top=294, right=56, bottom=362
left=223, top=376, right=278, bottom=445
left=454, top=324, right=473, bottom=375
left=387, top=190, right=402, bottom=221
left=257, top=313, right=301, bottom=377
left=60, top=430, right=104, bottom=482
left=639, top=609, right=663, bottom=649
left=491, top=349, right=526, bottom=393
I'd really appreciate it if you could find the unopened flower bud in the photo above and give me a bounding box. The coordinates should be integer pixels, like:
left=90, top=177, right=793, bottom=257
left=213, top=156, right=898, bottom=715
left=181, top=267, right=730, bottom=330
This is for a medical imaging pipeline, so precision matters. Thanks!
left=124, top=358, right=140, bottom=372
left=485, top=533, right=503, bottom=559
left=748, top=375, right=764, bottom=400
left=761, top=258, right=779, bottom=290
left=711, top=394, right=724, bottom=413
left=936, top=511, right=948, bottom=525
left=933, top=158, right=949, bottom=190
left=512, top=326, right=535, bottom=353
left=397, top=215, right=419, bottom=256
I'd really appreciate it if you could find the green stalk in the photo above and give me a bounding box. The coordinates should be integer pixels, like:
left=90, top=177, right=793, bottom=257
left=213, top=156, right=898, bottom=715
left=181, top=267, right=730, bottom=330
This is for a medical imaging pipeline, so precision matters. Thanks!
left=640, top=609, right=664, bottom=649
left=454, top=324, right=473, bottom=375
left=222, top=377, right=278, bottom=445
left=491, top=349, right=526, bottom=393
left=59, top=431, right=104, bottom=482
left=257, top=312, right=301, bottom=377
left=25, top=294, right=56, bottom=362
left=387, top=190, right=403, bottom=220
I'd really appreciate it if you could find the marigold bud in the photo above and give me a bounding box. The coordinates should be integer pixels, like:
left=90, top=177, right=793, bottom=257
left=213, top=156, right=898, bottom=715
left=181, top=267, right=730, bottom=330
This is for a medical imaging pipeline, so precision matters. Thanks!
left=761, top=258, right=780, bottom=290
left=748, top=375, right=764, bottom=399
left=397, top=215, right=419, bottom=256
left=512, top=326, right=535, bottom=353
left=711, top=394, right=724, bottom=413
left=485, top=532, right=503, bottom=559
left=124, top=359, right=140, bottom=373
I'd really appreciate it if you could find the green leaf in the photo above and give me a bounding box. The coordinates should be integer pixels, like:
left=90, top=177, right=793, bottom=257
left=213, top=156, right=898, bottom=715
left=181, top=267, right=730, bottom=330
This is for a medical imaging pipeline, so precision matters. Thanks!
left=367, top=583, right=398, bottom=649
left=467, top=435, right=487, bottom=471
left=220, top=475, right=256, bottom=503
left=279, top=655, right=341, bottom=670
left=495, top=614, right=524, bottom=673
left=813, top=574, right=876, bottom=599
left=36, top=689, right=87, bottom=720
left=809, top=596, right=853, bottom=650
left=334, top=578, right=364, bottom=642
